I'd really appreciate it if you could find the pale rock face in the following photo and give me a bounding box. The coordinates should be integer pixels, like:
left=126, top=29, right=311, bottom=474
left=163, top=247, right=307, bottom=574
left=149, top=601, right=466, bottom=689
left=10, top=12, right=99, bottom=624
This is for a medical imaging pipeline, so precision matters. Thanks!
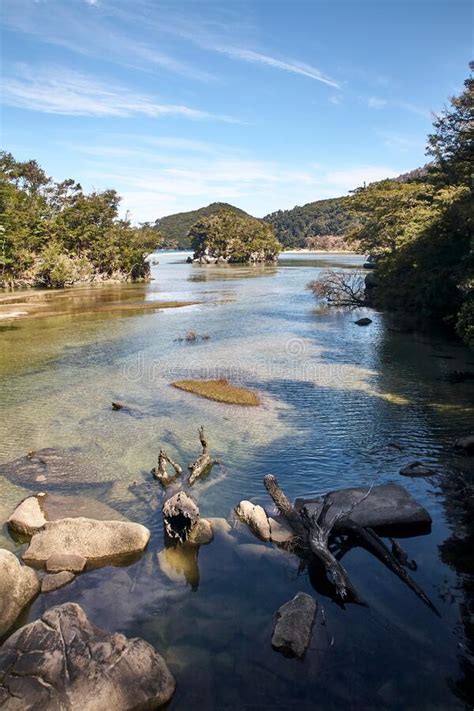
left=0, top=602, right=176, bottom=710
left=0, top=549, right=40, bottom=637
left=271, top=592, right=317, bottom=659
left=188, top=518, right=214, bottom=545
left=7, top=496, right=47, bottom=536
left=45, top=552, right=87, bottom=573
left=22, top=517, right=150, bottom=566
left=268, top=517, right=294, bottom=544
left=235, top=500, right=271, bottom=541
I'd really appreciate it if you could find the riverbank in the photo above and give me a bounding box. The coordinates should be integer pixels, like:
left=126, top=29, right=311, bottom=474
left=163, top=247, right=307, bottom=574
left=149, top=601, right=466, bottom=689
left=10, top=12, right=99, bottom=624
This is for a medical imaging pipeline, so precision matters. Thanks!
left=0, top=285, right=197, bottom=322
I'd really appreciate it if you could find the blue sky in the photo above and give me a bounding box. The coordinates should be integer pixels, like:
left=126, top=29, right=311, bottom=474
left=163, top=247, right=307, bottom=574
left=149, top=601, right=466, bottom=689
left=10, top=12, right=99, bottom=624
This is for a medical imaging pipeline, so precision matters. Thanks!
left=1, top=0, right=472, bottom=221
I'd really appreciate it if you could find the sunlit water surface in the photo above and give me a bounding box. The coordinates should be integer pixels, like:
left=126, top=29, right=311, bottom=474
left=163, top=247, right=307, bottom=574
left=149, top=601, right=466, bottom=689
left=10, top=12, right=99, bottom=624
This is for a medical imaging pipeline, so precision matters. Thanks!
left=1, top=252, right=473, bottom=710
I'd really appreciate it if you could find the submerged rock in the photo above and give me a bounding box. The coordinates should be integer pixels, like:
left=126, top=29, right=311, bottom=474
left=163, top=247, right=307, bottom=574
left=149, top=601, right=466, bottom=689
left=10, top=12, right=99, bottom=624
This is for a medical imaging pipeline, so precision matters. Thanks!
left=0, top=602, right=176, bottom=710
left=399, top=461, right=435, bottom=478
left=354, top=317, right=372, bottom=326
left=455, top=434, right=474, bottom=452
left=271, top=592, right=317, bottom=659
left=295, top=483, right=432, bottom=530
left=0, top=447, right=113, bottom=489
left=23, top=517, right=150, bottom=567
left=41, top=571, right=75, bottom=593
left=0, top=550, right=39, bottom=638
left=235, top=500, right=271, bottom=541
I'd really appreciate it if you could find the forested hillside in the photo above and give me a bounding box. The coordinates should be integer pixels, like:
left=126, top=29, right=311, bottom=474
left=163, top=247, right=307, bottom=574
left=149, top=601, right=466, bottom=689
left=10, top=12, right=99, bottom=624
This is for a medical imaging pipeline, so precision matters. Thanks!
left=154, top=202, right=248, bottom=249
left=263, top=196, right=355, bottom=249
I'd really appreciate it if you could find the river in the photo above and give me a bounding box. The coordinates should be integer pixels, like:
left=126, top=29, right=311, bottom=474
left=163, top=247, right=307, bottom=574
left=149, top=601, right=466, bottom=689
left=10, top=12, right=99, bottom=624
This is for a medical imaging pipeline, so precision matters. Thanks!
left=0, top=251, right=473, bottom=709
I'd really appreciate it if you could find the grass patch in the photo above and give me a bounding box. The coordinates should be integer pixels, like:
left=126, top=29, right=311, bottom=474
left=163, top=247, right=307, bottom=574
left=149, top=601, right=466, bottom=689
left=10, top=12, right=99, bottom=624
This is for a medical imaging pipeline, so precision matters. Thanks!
left=171, top=378, right=260, bottom=406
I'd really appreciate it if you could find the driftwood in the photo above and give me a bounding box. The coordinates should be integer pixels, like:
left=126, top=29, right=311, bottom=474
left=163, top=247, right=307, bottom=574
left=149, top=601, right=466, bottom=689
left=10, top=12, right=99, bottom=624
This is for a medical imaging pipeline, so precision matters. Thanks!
left=162, top=491, right=199, bottom=543
left=263, top=475, right=438, bottom=614
left=152, top=449, right=182, bottom=487
left=188, top=427, right=217, bottom=486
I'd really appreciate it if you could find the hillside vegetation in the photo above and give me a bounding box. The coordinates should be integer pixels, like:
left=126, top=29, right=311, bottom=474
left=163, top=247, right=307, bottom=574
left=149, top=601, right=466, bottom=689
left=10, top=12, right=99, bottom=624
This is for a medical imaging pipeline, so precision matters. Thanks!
left=263, top=196, right=355, bottom=249
left=0, top=152, right=156, bottom=288
left=155, top=202, right=248, bottom=249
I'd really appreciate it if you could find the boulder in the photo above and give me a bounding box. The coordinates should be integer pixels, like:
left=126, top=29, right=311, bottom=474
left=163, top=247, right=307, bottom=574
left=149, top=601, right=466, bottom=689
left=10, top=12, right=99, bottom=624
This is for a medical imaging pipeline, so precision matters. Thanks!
left=399, top=461, right=435, bottom=478
left=46, top=552, right=87, bottom=573
left=7, top=493, right=127, bottom=538
left=41, top=571, right=75, bottom=593
left=354, top=317, right=372, bottom=326
left=0, top=550, right=39, bottom=638
left=455, top=435, right=474, bottom=452
left=23, top=517, right=150, bottom=567
left=235, top=500, right=271, bottom=541
left=0, top=602, right=176, bottom=710
left=295, top=483, right=432, bottom=530
left=187, top=518, right=214, bottom=546
left=271, top=592, right=317, bottom=659
left=7, top=494, right=47, bottom=536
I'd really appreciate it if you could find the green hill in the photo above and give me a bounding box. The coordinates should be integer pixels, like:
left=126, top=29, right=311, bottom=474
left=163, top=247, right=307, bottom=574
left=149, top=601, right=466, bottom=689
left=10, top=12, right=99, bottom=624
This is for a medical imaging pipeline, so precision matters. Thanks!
left=263, top=196, right=355, bottom=249
left=155, top=202, right=249, bottom=249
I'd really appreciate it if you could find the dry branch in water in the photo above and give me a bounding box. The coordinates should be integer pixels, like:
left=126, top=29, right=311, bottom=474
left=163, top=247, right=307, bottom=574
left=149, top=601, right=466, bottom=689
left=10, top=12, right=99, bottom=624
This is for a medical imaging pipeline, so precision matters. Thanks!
left=307, top=269, right=366, bottom=307
left=188, top=426, right=218, bottom=485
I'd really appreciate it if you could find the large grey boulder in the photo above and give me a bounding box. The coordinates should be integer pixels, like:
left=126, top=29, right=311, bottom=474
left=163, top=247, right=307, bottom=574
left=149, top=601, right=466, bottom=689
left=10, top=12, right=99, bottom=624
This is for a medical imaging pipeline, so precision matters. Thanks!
left=41, top=571, right=75, bottom=593
left=22, top=517, right=150, bottom=567
left=271, top=592, right=317, bottom=659
left=8, top=493, right=127, bottom=537
left=0, top=602, right=176, bottom=710
left=295, top=483, right=432, bottom=530
left=0, top=550, right=39, bottom=638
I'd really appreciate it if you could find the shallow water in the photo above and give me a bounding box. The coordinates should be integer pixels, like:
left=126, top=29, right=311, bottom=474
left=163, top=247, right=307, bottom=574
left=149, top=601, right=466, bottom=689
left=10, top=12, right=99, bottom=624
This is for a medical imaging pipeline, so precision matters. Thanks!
left=1, top=251, right=473, bottom=709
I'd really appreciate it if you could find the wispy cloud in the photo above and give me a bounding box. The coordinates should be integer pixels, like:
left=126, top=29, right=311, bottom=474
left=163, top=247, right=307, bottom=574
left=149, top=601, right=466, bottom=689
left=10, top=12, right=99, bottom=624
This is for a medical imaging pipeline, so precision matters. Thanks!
left=378, top=130, right=424, bottom=150
left=207, top=45, right=340, bottom=88
left=367, top=96, right=431, bottom=118
left=1, top=65, right=238, bottom=121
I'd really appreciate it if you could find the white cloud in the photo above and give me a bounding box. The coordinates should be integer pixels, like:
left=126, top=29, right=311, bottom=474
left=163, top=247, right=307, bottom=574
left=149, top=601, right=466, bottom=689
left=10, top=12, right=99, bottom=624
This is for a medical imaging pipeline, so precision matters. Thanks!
left=209, top=45, right=340, bottom=88
left=1, top=65, right=238, bottom=121
left=367, top=96, right=430, bottom=118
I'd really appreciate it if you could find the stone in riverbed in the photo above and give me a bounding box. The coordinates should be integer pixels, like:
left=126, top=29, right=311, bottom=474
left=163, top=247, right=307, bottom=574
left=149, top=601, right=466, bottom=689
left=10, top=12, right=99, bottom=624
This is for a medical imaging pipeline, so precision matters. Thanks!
left=295, top=483, right=432, bottom=530
left=188, top=518, right=214, bottom=545
left=399, top=461, right=435, bottom=477
left=271, top=592, right=317, bottom=659
left=7, top=493, right=127, bottom=538
left=268, top=516, right=294, bottom=544
left=0, top=602, right=176, bottom=710
left=235, top=500, right=271, bottom=541
left=455, top=434, right=474, bottom=452
left=0, top=550, right=40, bottom=638
left=354, top=317, right=372, bottom=326
left=41, top=571, right=75, bottom=593
left=46, top=552, right=86, bottom=573
left=22, top=517, right=150, bottom=567
left=7, top=494, right=47, bottom=536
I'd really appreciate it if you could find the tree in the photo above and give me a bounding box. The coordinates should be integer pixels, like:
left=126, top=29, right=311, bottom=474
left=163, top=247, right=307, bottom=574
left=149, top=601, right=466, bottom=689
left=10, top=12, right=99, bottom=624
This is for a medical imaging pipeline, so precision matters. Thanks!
left=189, top=209, right=281, bottom=263
left=427, top=61, right=474, bottom=186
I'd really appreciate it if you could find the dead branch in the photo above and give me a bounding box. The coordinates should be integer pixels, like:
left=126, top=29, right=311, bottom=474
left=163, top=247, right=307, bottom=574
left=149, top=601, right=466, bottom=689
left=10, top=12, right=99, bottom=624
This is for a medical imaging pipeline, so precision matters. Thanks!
left=152, top=448, right=182, bottom=487
left=188, top=426, right=217, bottom=485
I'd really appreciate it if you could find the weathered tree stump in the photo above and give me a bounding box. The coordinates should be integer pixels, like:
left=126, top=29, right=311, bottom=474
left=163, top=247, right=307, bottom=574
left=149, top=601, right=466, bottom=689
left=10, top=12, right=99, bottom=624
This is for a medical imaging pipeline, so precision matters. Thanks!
left=162, top=491, right=200, bottom=543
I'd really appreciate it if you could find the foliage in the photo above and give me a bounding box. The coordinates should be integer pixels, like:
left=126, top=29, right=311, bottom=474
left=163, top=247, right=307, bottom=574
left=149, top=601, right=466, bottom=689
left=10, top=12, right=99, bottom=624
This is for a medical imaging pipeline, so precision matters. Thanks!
left=189, top=209, right=281, bottom=263
left=340, top=64, right=473, bottom=344
left=307, top=270, right=366, bottom=307
left=154, top=202, right=249, bottom=249
left=264, top=196, right=354, bottom=249
left=0, top=152, right=156, bottom=288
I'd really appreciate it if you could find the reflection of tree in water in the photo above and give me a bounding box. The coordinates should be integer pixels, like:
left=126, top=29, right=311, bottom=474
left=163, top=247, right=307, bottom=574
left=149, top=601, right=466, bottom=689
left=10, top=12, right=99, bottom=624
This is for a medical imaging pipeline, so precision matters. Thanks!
left=438, top=463, right=474, bottom=705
